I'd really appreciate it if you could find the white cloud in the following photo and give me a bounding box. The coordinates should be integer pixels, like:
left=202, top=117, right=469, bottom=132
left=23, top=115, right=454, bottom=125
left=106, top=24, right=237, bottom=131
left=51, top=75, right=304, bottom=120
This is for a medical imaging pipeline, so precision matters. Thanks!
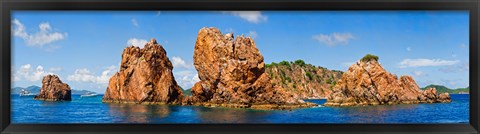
left=222, top=11, right=267, bottom=23
left=67, top=66, right=117, bottom=85
left=406, top=47, right=412, bottom=52
left=96, top=65, right=117, bottom=84
left=411, top=71, right=427, bottom=77
left=67, top=69, right=96, bottom=83
left=312, top=32, right=354, bottom=46
left=173, top=70, right=200, bottom=89
left=172, top=56, right=193, bottom=69
left=127, top=38, right=148, bottom=48
left=439, top=62, right=469, bottom=73
left=460, top=43, right=467, bottom=48
left=131, top=18, right=139, bottom=27
left=11, top=66, right=19, bottom=81
left=398, top=59, right=459, bottom=68
left=12, top=19, right=28, bottom=38
left=12, top=19, right=67, bottom=47
left=156, top=11, right=161, bottom=16
left=247, top=31, right=258, bottom=39
left=13, top=64, right=55, bottom=82
left=49, top=67, right=62, bottom=72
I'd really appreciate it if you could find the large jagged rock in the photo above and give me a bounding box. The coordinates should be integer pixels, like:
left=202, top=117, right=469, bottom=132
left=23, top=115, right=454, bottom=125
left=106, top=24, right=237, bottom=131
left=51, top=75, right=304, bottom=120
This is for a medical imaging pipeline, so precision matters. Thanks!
left=184, top=27, right=316, bottom=110
left=102, top=38, right=184, bottom=104
left=324, top=54, right=451, bottom=107
left=34, top=75, right=71, bottom=101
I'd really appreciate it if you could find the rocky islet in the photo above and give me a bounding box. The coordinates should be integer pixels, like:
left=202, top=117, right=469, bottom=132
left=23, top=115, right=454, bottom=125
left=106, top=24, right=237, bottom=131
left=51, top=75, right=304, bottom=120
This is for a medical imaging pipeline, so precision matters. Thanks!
left=34, top=74, right=72, bottom=101
left=324, top=54, right=451, bottom=107
left=102, top=38, right=184, bottom=105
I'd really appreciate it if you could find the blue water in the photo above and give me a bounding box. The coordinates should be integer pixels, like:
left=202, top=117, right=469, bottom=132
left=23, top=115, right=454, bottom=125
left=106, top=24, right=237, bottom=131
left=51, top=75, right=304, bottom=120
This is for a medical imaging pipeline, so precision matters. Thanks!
left=11, top=94, right=469, bottom=124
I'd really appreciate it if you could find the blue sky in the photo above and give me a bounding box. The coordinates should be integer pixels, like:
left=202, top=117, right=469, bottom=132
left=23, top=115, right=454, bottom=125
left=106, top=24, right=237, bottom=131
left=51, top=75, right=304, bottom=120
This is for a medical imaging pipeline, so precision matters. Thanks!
left=11, top=11, right=469, bottom=93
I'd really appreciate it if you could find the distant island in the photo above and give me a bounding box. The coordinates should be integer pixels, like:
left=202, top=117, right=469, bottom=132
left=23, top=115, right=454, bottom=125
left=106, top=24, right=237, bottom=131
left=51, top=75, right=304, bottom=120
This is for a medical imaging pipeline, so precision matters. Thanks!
left=12, top=85, right=98, bottom=95
left=421, top=85, right=469, bottom=94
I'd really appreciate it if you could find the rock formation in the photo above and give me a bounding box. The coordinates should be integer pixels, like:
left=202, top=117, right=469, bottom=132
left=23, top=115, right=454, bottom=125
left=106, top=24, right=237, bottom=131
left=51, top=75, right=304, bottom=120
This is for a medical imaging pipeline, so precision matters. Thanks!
left=265, top=60, right=343, bottom=99
left=102, top=38, right=184, bottom=104
left=34, top=75, right=72, bottom=101
left=184, top=27, right=316, bottom=110
left=324, top=54, right=451, bottom=107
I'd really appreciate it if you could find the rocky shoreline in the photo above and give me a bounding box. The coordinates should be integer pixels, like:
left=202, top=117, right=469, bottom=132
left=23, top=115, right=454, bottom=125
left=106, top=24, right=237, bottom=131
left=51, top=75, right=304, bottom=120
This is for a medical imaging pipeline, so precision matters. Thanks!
left=186, top=102, right=317, bottom=110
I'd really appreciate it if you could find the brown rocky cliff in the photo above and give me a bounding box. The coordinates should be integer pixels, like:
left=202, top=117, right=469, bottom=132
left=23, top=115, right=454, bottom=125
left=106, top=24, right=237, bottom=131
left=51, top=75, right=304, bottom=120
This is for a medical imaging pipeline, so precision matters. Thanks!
left=102, top=38, right=184, bottom=104
left=265, top=60, right=343, bottom=99
left=324, top=54, right=451, bottom=107
left=184, top=27, right=316, bottom=110
left=34, top=74, right=71, bottom=101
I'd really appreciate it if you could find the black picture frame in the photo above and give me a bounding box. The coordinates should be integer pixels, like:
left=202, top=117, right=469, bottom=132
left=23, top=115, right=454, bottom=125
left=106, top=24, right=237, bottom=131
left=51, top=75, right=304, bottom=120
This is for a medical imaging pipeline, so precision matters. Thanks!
left=1, top=0, right=478, bottom=133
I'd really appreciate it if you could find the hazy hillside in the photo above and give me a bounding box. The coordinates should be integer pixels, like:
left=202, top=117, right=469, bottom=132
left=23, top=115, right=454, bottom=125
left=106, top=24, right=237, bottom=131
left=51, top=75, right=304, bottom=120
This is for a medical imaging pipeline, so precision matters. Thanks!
left=265, top=60, right=343, bottom=99
left=11, top=85, right=41, bottom=94
left=421, top=84, right=469, bottom=94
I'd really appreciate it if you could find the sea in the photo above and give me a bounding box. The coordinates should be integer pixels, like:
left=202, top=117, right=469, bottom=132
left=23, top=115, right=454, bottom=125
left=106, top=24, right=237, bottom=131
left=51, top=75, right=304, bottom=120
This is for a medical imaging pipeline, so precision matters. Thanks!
left=11, top=94, right=469, bottom=124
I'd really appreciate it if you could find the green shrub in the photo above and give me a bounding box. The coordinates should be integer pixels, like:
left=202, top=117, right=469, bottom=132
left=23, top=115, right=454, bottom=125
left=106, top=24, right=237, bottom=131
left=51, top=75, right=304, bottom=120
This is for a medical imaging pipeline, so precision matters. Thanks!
left=271, top=62, right=277, bottom=66
left=279, top=61, right=290, bottom=66
left=292, top=84, right=297, bottom=89
left=326, top=78, right=332, bottom=84
left=306, top=72, right=313, bottom=80
left=266, top=62, right=278, bottom=68
left=361, top=54, right=379, bottom=62
left=294, top=59, right=306, bottom=66
left=285, top=77, right=291, bottom=83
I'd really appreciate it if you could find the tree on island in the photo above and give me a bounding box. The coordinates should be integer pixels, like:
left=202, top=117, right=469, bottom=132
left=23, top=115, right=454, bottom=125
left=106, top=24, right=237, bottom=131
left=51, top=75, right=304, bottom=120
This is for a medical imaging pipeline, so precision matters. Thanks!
left=360, top=54, right=379, bottom=62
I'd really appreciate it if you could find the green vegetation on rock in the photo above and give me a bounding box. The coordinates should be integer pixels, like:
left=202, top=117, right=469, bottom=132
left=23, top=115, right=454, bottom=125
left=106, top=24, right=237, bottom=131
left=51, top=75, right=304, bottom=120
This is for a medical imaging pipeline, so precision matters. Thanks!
left=361, top=54, right=379, bottom=62
left=279, top=61, right=290, bottom=66
left=264, top=59, right=344, bottom=99
left=294, top=59, right=306, bottom=67
left=306, top=72, right=313, bottom=80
